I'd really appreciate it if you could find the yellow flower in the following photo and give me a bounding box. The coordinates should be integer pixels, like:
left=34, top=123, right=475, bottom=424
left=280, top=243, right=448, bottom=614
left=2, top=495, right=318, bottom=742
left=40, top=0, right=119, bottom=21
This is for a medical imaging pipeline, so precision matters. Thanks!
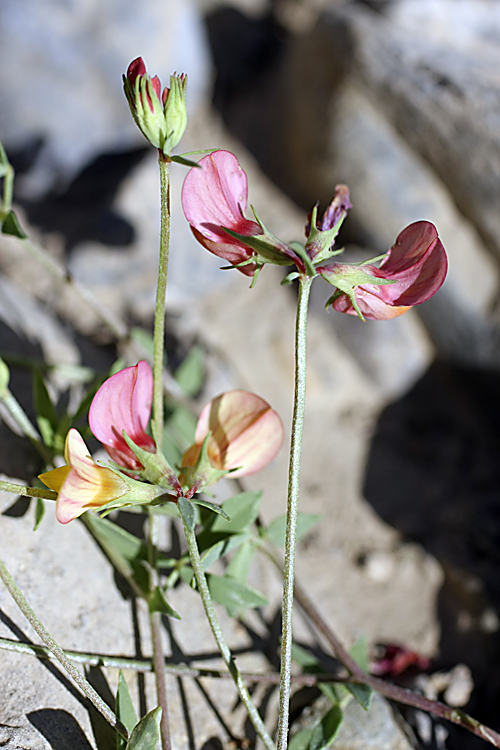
left=40, top=429, right=129, bottom=524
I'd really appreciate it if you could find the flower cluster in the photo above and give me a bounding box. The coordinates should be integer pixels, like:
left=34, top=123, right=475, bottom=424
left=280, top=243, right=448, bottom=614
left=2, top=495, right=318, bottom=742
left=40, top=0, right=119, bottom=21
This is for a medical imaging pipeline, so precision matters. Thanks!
left=181, top=150, right=448, bottom=320
left=40, top=363, right=283, bottom=524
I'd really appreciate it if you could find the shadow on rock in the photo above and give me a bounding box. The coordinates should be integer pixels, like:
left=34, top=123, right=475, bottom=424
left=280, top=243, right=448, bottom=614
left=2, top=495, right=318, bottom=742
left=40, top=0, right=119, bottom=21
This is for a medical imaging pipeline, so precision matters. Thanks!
left=364, top=359, right=500, bottom=748
left=27, top=709, right=94, bottom=750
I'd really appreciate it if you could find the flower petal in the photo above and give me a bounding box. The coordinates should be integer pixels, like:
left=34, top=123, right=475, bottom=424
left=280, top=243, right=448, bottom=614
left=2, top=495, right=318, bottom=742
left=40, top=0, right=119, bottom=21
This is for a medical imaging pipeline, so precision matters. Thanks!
left=89, top=361, right=155, bottom=470
left=40, top=429, right=130, bottom=524
left=184, top=390, right=284, bottom=478
left=182, top=151, right=262, bottom=271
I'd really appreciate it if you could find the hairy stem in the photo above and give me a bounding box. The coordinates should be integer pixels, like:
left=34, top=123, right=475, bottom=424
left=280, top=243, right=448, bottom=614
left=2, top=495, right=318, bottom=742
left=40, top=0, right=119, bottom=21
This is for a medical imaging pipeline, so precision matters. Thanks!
left=147, top=512, right=171, bottom=750
left=0, top=479, right=56, bottom=501
left=277, top=275, right=312, bottom=750
left=181, top=514, right=276, bottom=750
left=152, top=155, right=171, bottom=444
left=0, top=555, right=128, bottom=741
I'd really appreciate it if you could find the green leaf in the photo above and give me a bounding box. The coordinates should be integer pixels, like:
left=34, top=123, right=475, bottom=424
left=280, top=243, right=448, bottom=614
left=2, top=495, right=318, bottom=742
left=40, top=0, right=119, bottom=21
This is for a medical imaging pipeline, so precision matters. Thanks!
left=192, top=498, right=230, bottom=520
left=266, top=513, right=321, bottom=548
left=212, top=491, right=262, bottom=534
left=208, top=573, right=268, bottom=617
left=345, top=637, right=373, bottom=710
left=178, top=496, right=195, bottom=532
left=291, top=643, right=339, bottom=705
left=84, top=514, right=149, bottom=596
left=116, top=671, right=138, bottom=750
left=200, top=533, right=248, bottom=571
left=148, top=586, right=181, bottom=619
left=32, top=369, right=59, bottom=450
left=1, top=210, right=27, bottom=239
left=33, top=498, right=45, bottom=531
left=174, top=346, right=205, bottom=396
left=125, top=706, right=162, bottom=750
left=289, top=705, right=343, bottom=750
left=225, top=539, right=256, bottom=582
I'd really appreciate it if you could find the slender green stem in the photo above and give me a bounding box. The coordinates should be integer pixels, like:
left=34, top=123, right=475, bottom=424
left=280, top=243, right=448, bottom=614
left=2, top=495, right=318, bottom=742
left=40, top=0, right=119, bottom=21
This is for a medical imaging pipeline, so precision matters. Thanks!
left=277, top=275, right=313, bottom=750
left=0, top=479, right=56, bottom=501
left=0, top=389, right=53, bottom=465
left=2, top=162, right=14, bottom=215
left=0, top=555, right=129, bottom=742
left=147, top=512, right=171, bottom=750
left=152, top=155, right=171, bottom=445
left=181, top=515, right=277, bottom=750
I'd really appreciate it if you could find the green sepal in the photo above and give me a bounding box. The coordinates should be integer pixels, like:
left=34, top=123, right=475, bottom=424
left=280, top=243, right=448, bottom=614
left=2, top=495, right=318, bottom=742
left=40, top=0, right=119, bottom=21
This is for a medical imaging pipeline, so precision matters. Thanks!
left=92, top=468, right=167, bottom=516
left=180, top=432, right=230, bottom=493
left=1, top=209, right=27, bottom=239
left=148, top=585, right=181, bottom=619
left=178, top=495, right=196, bottom=532
left=288, top=241, right=316, bottom=277
left=121, top=431, right=181, bottom=494
left=191, top=497, right=230, bottom=521
left=170, top=154, right=200, bottom=168
left=321, top=265, right=396, bottom=322
left=305, top=204, right=347, bottom=264
left=125, top=706, right=162, bottom=750
left=222, top=227, right=296, bottom=267
left=281, top=271, right=299, bottom=286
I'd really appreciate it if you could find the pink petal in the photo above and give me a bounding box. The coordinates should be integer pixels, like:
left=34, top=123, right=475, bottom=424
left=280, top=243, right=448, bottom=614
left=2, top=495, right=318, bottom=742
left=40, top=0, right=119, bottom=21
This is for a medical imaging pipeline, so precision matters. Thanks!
left=89, top=361, right=155, bottom=470
left=332, top=289, right=411, bottom=320
left=181, top=151, right=262, bottom=270
left=126, top=57, right=146, bottom=85
left=192, top=390, right=284, bottom=477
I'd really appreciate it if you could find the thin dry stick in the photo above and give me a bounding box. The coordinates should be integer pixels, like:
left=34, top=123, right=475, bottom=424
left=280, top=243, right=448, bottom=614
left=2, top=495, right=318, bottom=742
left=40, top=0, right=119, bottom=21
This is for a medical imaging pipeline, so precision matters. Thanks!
left=291, top=574, right=500, bottom=748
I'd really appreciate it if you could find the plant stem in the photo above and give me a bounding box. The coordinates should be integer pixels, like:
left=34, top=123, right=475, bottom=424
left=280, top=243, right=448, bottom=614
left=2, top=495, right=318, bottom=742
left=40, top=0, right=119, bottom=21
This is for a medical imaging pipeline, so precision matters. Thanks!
left=181, top=514, right=276, bottom=750
left=152, top=154, right=171, bottom=445
left=263, top=544, right=500, bottom=748
left=147, top=511, right=171, bottom=750
left=277, top=274, right=312, bottom=750
left=0, top=479, right=56, bottom=501
left=0, top=555, right=129, bottom=742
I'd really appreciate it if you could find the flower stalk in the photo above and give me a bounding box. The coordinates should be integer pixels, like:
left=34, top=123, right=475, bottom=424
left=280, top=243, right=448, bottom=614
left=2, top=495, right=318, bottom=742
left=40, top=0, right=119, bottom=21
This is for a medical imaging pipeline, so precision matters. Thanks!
left=180, top=508, right=276, bottom=750
left=153, top=154, right=171, bottom=445
left=277, top=274, right=313, bottom=750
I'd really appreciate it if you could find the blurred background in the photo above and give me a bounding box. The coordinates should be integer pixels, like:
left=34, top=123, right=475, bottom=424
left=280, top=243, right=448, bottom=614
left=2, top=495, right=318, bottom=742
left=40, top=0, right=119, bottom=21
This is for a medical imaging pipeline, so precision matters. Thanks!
left=1, top=1, right=500, bottom=748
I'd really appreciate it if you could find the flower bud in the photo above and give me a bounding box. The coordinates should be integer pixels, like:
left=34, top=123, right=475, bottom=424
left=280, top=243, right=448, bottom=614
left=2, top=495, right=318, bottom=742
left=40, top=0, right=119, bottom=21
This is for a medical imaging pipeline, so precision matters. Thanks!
left=123, top=57, right=187, bottom=156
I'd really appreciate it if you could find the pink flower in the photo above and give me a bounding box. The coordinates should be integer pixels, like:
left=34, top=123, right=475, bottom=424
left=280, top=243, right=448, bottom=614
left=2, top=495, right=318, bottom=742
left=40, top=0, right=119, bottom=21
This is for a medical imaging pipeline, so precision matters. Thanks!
left=39, top=429, right=130, bottom=524
left=89, top=361, right=156, bottom=471
left=320, top=221, right=447, bottom=320
left=181, top=390, right=284, bottom=480
left=181, top=150, right=263, bottom=276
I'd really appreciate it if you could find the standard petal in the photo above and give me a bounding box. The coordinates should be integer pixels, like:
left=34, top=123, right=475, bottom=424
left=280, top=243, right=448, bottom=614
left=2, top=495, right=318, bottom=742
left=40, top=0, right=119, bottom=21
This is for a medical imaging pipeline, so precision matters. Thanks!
left=89, top=361, right=155, bottom=469
left=182, top=151, right=261, bottom=241
left=186, top=390, right=284, bottom=478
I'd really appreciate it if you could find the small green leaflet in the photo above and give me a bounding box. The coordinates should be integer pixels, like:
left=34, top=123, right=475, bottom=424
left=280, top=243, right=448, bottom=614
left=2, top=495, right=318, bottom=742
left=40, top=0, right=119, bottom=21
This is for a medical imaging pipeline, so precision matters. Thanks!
left=208, top=574, right=268, bottom=617
left=288, top=705, right=343, bottom=750
left=33, top=498, right=45, bottom=531
left=266, top=513, right=321, bottom=548
left=1, top=210, right=27, bottom=238
left=125, top=706, right=162, bottom=750
left=345, top=637, right=373, bottom=710
left=116, top=671, right=138, bottom=750
left=148, top=586, right=181, bottom=619
left=174, top=346, right=205, bottom=397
